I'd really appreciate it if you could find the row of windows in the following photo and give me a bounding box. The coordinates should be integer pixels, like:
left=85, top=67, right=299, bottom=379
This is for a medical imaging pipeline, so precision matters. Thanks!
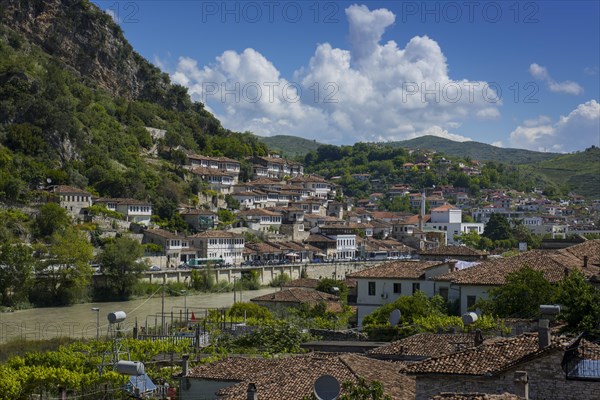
left=260, top=217, right=281, bottom=223
left=62, top=195, right=90, bottom=202
left=208, top=239, right=244, bottom=245
left=337, top=239, right=355, bottom=246
left=367, top=281, right=421, bottom=296
left=128, top=206, right=151, bottom=213
left=209, top=252, right=242, bottom=258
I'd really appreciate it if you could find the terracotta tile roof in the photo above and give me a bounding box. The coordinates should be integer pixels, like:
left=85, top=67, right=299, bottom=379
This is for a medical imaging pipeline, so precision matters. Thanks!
left=144, top=228, right=184, bottom=239
left=371, top=211, right=410, bottom=220
left=434, top=249, right=597, bottom=286
left=237, top=208, right=282, bottom=217
left=368, top=333, right=478, bottom=358
left=189, top=166, right=234, bottom=177
left=557, top=239, right=600, bottom=266
left=400, top=214, right=430, bottom=225
left=51, top=185, right=91, bottom=195
left=348, top=261, right=446, bottom=279
left=419, top=245, right=486, bottom=257
left=246, top=178, right=284, bottom=186
left=179, top=209, right=216, bottom=216
left=290, top=175, right=330, bottom=184
left=245, top=242, right=283, bottom=254
left=431, top=393, right=523, bottom=400
left=306, top=234, right=337, bottom=243
left=191, top=230, right=243, bottom=238
left=283, top=278, right=320, bottom=289
left=95, top=197, right=151, bottom=205
left=250, top=287, right=339, bottom=306
left=431, top=204, right=459, bottom=212
left=187, top=353, right=415, bottom=400
left=405, top=333, right=564, bottom=376
left=187, top=153, right=240, bottom=163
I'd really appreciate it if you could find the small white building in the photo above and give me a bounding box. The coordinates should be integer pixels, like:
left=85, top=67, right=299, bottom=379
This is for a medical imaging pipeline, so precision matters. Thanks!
left=237, top=208, right=282, bottom=232
left=94, top=198, right=152, bottom=225
left=426, top=205, right=484, bottom=245
left=433, top=241, right=600, bottom=315
left=348, top=260, right=451, bottom=326
left=189, top=230, right=245, bottom=265
left=49, top=185, right=92, bottom=218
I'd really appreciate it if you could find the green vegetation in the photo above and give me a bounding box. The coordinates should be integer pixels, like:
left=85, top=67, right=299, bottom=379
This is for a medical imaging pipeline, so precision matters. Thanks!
left=257, top=134, right=323, bottom=157
left=269, top=272, right=292, bottom=287
left=387, top=135, right=558, bottom=164
left=557, top=271, right=600, bottom=336
left=477, top=267, right=557, bottom=317
left=339, top=379, right=392, bottom=400
left=361, top=291, right=508, bottom=340
left=518, top=146, right=600, bottom=198
left=0, top=338, right=191, bottom=400
left=302, top=142, right=543, bottom=201
left=95, top=236, right=148, bottom=299
left=0, top=22, right=268, bottom=220
left=477, top=267, right=600, bottom=337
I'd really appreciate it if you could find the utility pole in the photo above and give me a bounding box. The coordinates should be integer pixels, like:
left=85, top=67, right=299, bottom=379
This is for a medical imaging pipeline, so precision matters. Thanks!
left=161, top=276, right=166, bottom=335
left=233, top=276, right=237, bottom=303
left=91, top=308, right=100, bottom=341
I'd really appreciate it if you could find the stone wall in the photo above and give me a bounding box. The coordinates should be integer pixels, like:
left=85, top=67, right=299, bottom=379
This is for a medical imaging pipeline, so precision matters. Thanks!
left=414, top=349, right=600, bottom=400
left=135, top=261, right=381, bottom=286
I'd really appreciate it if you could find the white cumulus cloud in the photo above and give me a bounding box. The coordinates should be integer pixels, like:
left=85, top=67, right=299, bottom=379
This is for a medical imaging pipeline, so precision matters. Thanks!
left=529, top=63, right=584, bottom=95
left=171, top=4, right=501, bottom=144
left=509, top=100, right=600, bottom=152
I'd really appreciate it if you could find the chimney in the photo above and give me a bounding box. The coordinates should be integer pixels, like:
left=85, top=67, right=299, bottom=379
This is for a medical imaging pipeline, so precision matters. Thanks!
left=538, top=319, right=551, bottom=350
left=513, top=371, right=529, bottom=400
left=474, top=329, right=484, bottom=347
left=182, top=354, right=190, bottom=377
left=448, top=260, right=457, bottom=272
left=583, top=255, right=588, bottom=268
left=247, top=383, right=258, bottom=400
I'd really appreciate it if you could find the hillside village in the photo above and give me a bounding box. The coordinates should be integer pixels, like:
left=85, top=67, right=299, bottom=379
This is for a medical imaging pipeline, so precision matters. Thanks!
left=45, top=142, right=600, bottom=269
left=0, top=1, right=599, bottom=399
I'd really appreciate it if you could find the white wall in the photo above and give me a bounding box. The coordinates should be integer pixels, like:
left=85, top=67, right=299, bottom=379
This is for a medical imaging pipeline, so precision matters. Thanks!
left=355, top=278, right=436, bottom=326
left=458, top=285, right=490, bottom=315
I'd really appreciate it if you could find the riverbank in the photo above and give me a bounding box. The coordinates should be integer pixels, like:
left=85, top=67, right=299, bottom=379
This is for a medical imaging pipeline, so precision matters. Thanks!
left=0, top=287, right=279, bottom=344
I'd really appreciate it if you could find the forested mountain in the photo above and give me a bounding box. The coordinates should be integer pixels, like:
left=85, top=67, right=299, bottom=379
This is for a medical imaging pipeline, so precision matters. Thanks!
left=0, top=0, right=268, bottom=216
left=518, top=147, right=600, bottom=198
left=385, top=135, right=559, bottom=164
left=257, top=135, right=323, bottom=157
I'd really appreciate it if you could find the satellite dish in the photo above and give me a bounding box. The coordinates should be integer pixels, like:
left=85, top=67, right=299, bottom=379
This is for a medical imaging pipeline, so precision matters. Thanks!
left=462, top=312, right=478, bottom=326
left=389, top=309, right=401, bottom=326
left=314, top=375, right=340, bottom=400
left=46, top=178, right=52, bottom=184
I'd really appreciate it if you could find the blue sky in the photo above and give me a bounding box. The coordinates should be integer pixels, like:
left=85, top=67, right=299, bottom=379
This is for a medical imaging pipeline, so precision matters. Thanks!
left=92, top=1, right=600, bottom=152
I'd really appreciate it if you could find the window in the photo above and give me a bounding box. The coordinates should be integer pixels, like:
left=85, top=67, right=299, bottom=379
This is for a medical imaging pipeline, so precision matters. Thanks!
left=368, top=282, right=376, bottom=296
left=412, top=283, right=420, bottom=294
left=467, top=295, right=477, bottom=309
left=439, top=287, right=449, bottom=300
left=393, top=283, right=401, bottom=294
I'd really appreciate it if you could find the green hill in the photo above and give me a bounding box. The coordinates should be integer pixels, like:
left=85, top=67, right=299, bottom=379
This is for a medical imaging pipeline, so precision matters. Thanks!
left=257, top=135, right=323, bottom=158
left=0, top=0, right=267, bottom=209
left=385, top=135, right=559, bottom=164
left=519, top=147, right=600, bottom=198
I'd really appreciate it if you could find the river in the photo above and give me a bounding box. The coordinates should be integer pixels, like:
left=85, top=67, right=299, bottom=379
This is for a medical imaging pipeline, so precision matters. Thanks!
left=0, top=287, right=279, bottom=343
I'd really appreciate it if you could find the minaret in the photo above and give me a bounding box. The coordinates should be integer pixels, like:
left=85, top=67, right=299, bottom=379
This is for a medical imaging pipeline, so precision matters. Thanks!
left=418, top=188, right=426, bottom=230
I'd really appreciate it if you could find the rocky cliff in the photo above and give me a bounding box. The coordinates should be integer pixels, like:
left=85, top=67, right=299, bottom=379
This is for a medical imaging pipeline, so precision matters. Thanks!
left=0, top=0, right=175, bottom=105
